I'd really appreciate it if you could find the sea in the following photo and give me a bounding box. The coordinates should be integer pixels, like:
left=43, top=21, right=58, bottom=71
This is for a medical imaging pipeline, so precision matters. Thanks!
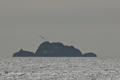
left=0, top=57, right=120, bottom=80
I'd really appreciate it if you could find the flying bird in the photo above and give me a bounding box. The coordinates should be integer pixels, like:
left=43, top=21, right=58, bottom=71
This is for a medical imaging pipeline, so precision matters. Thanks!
left=39, top=35, right=46, bottom=41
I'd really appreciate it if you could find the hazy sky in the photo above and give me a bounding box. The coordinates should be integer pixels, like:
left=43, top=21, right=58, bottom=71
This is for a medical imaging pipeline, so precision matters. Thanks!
left=0, top=0, right=120, bottom=57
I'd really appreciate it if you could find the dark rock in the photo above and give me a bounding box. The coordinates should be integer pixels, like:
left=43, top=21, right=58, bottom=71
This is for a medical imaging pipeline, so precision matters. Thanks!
left=12, top=41, right=97, bottom=57
left=35, top=41, right=83, bottom=57
left=82, top=52, right=97, bottom=57
left=13, top=49, right=35, bottom=57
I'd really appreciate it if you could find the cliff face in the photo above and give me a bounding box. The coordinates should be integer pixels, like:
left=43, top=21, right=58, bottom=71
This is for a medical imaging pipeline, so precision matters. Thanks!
left=13, top=41, right=97, bottom=57
left=35, top=41, right=82, bottom=57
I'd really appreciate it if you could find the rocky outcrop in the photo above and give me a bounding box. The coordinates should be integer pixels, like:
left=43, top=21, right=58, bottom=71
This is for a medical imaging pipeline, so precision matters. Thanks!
left=82, top=52, right=97, bottom=57
left=35, top=41, right=82, bottom=57
left=12, top=41, right=97, bottom=57
left=13, top=49, right=35, bottom=57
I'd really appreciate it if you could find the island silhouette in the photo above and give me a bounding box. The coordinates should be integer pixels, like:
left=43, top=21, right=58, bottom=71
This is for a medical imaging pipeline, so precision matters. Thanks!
left=13, top=41, right=97, bottom=57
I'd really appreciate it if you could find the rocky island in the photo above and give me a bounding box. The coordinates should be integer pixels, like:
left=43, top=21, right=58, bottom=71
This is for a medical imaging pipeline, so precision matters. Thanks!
left=13, top=41, right=97, bottom=57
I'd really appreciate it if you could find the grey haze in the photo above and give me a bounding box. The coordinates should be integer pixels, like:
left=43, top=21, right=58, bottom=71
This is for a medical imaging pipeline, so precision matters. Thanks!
left=0, top=0, right=120, bottom=57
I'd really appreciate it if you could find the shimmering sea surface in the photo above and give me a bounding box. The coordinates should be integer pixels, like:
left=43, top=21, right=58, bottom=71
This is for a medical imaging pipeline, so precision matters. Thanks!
left=0, top=57, right=120, bottom=80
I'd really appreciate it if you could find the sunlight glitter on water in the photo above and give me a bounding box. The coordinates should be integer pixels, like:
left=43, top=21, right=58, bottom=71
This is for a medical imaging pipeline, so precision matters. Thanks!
left=0, top=57, right=120, bottom=80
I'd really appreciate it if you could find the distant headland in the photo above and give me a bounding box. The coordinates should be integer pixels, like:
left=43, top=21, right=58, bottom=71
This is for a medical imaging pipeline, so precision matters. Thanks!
left=13, top=41, right=97, bottom=57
